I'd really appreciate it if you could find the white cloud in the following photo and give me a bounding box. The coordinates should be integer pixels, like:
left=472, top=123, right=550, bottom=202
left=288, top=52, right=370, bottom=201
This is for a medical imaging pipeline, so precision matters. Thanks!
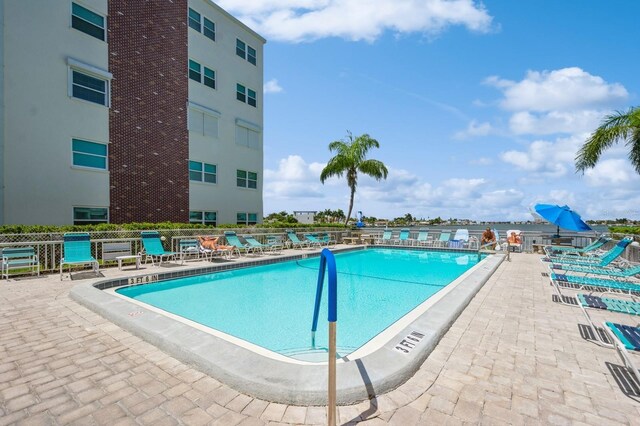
left=454, top=120, right=492, bottom=139
left=509, top=110, right=607, bottom=135
left=264, top=78, right=283, bottom=94
left=583, top=159, right=640, bottom=188
left=500, top=137, right=578, bottom=178
left=217, top=0, right=494, bottom=42
left=486, top=67, right=627, bottom=112
left=263, top=155, right=326, bottom=199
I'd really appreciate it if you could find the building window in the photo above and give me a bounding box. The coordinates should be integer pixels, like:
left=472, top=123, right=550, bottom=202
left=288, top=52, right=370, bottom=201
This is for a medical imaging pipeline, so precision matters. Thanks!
left=71, top=3, right=106, bottom=41
left=188, top=8, right=215, bottom=42
left=236, top=38, right=257, bottom=65
left=189, top=161, right=217, bottom=184
left=189, top=60, right=215, bottom=89
left=203, top=18, right=215, bottom=41
left=190, top=211, right=217, bottom=226
left=237, top=170, right=257, bottom=189
left=72, top=139, right=107, bottom=170
left=236, top=84, right=256, bottom=107
left=71, top=70, right=108, bottom=106
left=188, top=107, right=219, bottom=138
left=73, top=207, right=108, bottom=225
left=237, top=212, right=258, bottom=226
left=188, top=8, right=201, bottom=32
left=235, top=123, right=260, bottom=149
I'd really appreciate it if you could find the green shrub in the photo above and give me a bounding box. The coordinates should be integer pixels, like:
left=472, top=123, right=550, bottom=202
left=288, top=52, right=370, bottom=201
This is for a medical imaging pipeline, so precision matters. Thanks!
left=609, top=226, right=640, bottom=235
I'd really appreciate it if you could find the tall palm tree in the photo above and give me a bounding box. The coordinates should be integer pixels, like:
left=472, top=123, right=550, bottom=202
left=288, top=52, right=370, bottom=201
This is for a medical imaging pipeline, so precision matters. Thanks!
left=576, top=106, right=640, bottom=174
left=320, top=132, right=388, bottom=225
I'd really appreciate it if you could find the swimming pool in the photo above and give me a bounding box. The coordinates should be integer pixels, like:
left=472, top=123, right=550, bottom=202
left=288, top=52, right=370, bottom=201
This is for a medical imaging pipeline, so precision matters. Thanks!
left=116, top=248, right=482, bottom=360
left=71, top=246, right=503, bottom=404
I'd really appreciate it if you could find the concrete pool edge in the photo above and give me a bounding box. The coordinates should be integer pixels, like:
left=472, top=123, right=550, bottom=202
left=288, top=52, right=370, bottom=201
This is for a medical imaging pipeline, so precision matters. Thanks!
left=70, top=249, right=504, bottom=405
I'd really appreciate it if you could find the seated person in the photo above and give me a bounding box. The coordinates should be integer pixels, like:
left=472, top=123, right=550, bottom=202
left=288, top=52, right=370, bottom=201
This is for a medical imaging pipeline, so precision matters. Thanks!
left=507, top=232, right=521, bottom=245
left=480, top=227, right=496, bottom=248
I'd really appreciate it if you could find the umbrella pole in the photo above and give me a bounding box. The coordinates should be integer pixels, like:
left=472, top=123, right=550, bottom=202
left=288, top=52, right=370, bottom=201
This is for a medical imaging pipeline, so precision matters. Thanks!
left=556, top=225, right=560, bottom=238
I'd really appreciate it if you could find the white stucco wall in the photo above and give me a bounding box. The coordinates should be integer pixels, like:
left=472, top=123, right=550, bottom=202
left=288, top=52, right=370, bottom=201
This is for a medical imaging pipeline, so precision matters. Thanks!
left=2, top=0, right=110, bottom=225
left=187, top=0, right=265, bottom=225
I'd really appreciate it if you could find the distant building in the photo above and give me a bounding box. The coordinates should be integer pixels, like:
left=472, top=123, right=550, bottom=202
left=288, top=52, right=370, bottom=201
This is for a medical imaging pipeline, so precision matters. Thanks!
left=0, top=0, right=265, bottom=225
left=293, top=211, right=317, bottom=225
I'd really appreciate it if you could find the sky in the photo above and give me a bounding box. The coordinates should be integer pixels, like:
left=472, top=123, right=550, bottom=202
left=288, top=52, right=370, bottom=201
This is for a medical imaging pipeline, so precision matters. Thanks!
left=217, top=0, right=640, bottom=221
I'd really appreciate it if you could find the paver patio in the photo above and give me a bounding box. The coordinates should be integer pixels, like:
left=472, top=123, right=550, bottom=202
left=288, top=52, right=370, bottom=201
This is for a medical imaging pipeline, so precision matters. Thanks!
left=1, top=249, right=640, bottom=425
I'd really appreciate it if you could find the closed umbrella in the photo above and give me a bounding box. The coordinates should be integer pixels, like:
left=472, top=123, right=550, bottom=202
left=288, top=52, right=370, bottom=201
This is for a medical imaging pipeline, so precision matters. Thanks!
left=534, top=204, right=592, bottom=237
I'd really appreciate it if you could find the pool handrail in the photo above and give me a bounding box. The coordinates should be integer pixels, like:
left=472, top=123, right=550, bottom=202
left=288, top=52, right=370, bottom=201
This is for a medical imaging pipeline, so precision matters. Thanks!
left=311, top=248, right=338, bottom=347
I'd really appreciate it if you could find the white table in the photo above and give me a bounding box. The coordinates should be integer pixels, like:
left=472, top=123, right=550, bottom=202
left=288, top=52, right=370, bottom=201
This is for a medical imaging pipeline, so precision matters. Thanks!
left=116, top=255, right=141, bottom=270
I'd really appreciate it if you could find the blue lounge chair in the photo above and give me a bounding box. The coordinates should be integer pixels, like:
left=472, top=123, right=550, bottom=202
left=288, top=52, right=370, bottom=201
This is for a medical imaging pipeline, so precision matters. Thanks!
left=60, top=233, right=99, bottom=280
left=140, top=231, right=178, bottom=266
left=414, top=229, right=431, bottom=246
left=545, top=236, right=611, bottom=256
left=224, top=231, right=255, bottom=255
left=574, top=293, right=640, bottom=348
left=394, top=228, right=411, bottom=245
left=243, top=235, right=273, bottom=254
left=303, top=233, right=324, bottom=248
left=452, top=229, right=470, bottom=248
left=265, top=235, right=284, bottom=253
left=547, top=237, right=633, bottom=268
left=551, top=272, right=640, bottom=295
left=435, top=231, right=451, bottom=248
left=286, top=230, right=308, bottom=249
left=603, top=322, right=640, bottom=385
left=550, top=262, right=640, bottom=280
left=375, top=229, right=393, bottom=245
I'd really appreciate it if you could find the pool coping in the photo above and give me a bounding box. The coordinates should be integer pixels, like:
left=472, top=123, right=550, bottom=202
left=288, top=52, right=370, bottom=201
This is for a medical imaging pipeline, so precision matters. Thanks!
left=70, top=246, right=504, bottom=405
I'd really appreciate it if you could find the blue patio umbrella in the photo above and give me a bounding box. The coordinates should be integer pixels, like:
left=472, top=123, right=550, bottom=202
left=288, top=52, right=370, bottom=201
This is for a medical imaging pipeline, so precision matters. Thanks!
left=534, top=204, right=592, bottom=237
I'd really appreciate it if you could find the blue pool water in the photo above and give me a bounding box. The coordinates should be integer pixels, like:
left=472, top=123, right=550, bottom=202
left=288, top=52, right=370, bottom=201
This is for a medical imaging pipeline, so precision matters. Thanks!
left=117, top=248, right=481, bottom=358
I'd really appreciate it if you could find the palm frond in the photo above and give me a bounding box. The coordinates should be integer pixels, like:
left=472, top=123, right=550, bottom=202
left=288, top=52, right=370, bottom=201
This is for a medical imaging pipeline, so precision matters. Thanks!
left=358, top=159, right=389, bottom=180
left=628, top=126, right=640, bottom=174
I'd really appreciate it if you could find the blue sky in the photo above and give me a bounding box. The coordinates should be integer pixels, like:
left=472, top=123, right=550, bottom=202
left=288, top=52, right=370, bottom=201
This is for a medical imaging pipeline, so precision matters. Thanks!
left=219, top=0, right=640, bottom=221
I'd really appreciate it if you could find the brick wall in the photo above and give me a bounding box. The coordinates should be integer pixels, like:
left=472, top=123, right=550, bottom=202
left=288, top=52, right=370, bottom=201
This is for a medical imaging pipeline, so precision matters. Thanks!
left=108, top=0, right=189, bottom=223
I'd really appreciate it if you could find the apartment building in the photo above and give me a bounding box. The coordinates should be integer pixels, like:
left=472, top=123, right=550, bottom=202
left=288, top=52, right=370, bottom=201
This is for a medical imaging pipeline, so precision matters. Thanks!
left=0, top=0, right=265, bottom=225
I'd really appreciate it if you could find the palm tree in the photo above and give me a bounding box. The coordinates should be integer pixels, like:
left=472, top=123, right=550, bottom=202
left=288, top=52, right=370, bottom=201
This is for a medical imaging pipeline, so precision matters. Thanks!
left=576, top=106, right=640, bottom=174
left=320, top=132, right=388, bottom=225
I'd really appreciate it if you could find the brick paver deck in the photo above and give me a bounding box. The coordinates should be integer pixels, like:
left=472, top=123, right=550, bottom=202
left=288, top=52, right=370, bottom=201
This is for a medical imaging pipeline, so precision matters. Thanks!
left=2, top=251, right=640, bottom=425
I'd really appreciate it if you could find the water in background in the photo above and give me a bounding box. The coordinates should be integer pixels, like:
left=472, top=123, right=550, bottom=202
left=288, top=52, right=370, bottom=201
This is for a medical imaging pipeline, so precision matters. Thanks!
left=365, top=223, right=609, bottom=234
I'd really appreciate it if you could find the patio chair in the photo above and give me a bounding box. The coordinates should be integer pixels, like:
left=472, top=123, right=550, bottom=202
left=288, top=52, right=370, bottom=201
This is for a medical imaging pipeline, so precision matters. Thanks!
left=303, top=233, right=324, bottom=248
left=140, top=231, right=178, bottom=266
left=318, top=233, right=337, bottom=246
left=545, top=236, right=611, bottom=256
left=603, top=321, right=640, bottom=385
left=286, top=230, right=309, bottom=249
left=243, top=235, right=273, bottom=254
left=452, top=229, right=470, bottom=248
left=549, top=262, right=640, bottom=281
left=506, top=230, right=523, bottom=252
left=60, top=233, right=99, bottom=280
left=197, top=236, right=234, bottom=259
left=435, top=231, right=451, bottom=248
left=414, top=229, right=431, bottom=246
left=224, top=231, right=255, bottom=256
left=547, top=237, right=633, bottom=268
left=374, top=229, right=393, bottom=245
left=394, top=228, right=411, bottom=245
left=265, top=235, right=284, bottom=253
left=178, top=239, right=200, bottom=264
left=550, top=272, right=640, bottom=296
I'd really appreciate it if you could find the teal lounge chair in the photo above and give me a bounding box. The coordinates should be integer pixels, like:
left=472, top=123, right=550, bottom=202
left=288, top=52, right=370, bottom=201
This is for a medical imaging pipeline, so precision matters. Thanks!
left=548, top=237, right=633, bottom=268
left=573, top=293, right=640, bottom=348
left=551, top=272, right=640, bottom=296
left=319, top=233, right=337, bottom=246
left=60, top=233, right=99, bottom=280
left=603, top=322, right=640, bottom=385
left=375, top=229, right=393, bottom=245
left=140, top=231, right=178, bottom=266
left=304, top=234, right=325, bottom=248
left=435, top=231, right=451, bottom=248
left=224, top=231, right=255, bottom=255
left=545, top=236, right=611, bottom=256
left=243, top=235, right=272, bottom=254
left=414, top=229, right=430, bottom=246
left=286, top=230, right=308, bottom=249
left=550, top=262, right=640, bottom=280
left=394, top=228, right=410, bottom=245
left=265, top=235, right=284, bottom=253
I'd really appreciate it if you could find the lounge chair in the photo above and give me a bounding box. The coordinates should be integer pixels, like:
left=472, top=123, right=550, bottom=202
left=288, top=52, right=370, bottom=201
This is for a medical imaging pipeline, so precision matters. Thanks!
left=303, top=233, right=324, bottom=248
left=506, top=230, right=523, bottom=252
left=140, top=231, right=178, bottom=266
left=197, top=236, right=234, bottom=259
left=414, top=229, right=431, bottom=246
left=286, top=230, right=309, bottom=249
left=265, top=235, right=284, bottom=253
left=178, top=239, right=200, bottom=263
left=452, top=229, right=470, bottom=249
left=551, top=272, right=640, bottom=296
left=224, top=231, right=255, bottom=255
left=60, top=233, right=99, bottom=280
left=318, top=233, right=337, bottom=246
left=546, top=237, right=633, bottom=268
left=549, top=262, right=640, bottom=281
left=545, top=236, right=611, bottom=256
left=435, top=231, right=451, bottom=248
left=394, top=229, right=410, bottom=245
left=603, top=321, right=640, bottom=384
left=375, top=229, right=393, bottom=245
left=243, top=235, right=274, bottom=254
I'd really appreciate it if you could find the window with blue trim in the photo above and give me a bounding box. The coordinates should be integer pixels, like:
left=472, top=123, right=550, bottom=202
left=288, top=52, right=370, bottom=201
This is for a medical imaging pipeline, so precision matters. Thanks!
left=73, top=207, right=108, bottom=224
left=190, top=211, right=217, bottom=225
left=72, top=3, right=106, bottom=41
left=189, top=161, right=217, bottom=184
left=72, top=70, right=108, bottom=106
left=237, top=212, right=258, bottom=225
left=72, top=139, right=107, bottom=169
